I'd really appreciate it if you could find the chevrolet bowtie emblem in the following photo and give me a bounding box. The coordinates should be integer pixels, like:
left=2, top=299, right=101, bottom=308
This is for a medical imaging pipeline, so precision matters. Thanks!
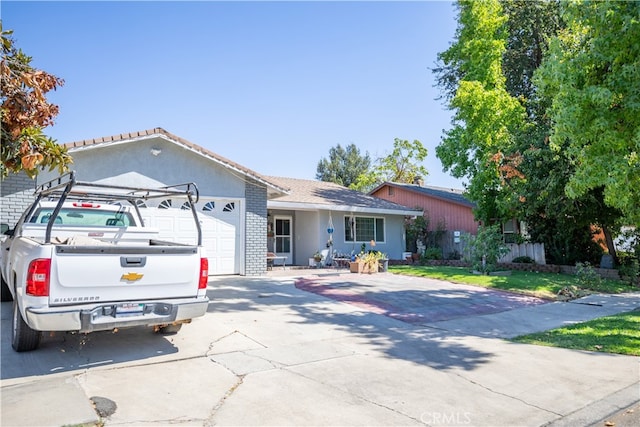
left=121, top=272, right=144, bottom=281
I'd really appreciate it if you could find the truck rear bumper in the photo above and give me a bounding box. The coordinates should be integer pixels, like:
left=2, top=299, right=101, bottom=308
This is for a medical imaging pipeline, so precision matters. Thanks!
left=25, top=297, right=209, bottom=332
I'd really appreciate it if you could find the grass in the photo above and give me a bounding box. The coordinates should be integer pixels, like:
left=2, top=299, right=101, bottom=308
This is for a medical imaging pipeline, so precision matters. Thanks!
left=511, top=309, right=640, bottom=356
left=388, top=264, right=634, bottom=300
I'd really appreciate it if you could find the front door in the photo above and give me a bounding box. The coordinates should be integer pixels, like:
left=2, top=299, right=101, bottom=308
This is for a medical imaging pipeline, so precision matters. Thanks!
left=274, top=216, right=292, bottom=264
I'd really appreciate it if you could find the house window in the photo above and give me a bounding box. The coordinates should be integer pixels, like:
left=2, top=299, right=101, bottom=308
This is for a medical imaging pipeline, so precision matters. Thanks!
left=180, top=202, right=191, bottom=210
left=202, top=201, right=215, bottom=212
left=503, top=218, right=517, bottom=243
left=158, top=199, right=172, bottom=209
left=344, top=216, right=385, bottom=243
left=388, top=186, right=394, bottom=196
left=223, top=202, right=235, bottom=212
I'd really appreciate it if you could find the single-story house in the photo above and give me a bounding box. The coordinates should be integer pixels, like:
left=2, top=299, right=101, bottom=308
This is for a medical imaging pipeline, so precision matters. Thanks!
left=1, top=128, right=421, bottom=275
left=265, top=176, right=423, bottom=266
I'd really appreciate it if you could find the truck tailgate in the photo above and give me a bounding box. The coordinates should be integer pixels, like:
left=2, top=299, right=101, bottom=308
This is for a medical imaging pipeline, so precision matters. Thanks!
left=49, top=245, right=201, bottom=306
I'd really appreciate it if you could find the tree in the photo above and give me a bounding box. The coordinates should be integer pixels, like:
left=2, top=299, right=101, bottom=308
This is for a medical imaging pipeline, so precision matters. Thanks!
left=535, top=0, right=640, bottom=225
left=1, top=23, right=71, bottom=178
left=434, top=0, right=527, bottom=223
left=351, top=138, right=429, bottom=192
left=497, top=0, right=620, bottom=264
left=433, top=0, right=624, bottom=264
left=316, top=143, right=370, bottom=188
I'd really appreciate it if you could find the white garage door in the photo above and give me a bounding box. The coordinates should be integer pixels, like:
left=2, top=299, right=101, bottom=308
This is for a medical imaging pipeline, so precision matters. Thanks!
left=198, top=199, right=241, bottom=275
left=139, top=198, right=241, bottom=275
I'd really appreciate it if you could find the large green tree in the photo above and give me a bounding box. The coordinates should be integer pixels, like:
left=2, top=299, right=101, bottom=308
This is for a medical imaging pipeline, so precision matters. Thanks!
left=434, top=0, right=625, bottom=265
left=316, top=143, right=371, bottom=188
left=535, top=0, right=640, bottom=226
left=434, top=0, right=526, bottom=222
left=1, top=23, right=71, bottom=178
left=498, top=0, right=619, bottom=264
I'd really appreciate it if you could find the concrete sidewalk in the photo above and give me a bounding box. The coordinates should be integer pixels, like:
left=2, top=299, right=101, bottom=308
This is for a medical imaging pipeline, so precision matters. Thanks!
left=1, top=272, right=638, bottom=426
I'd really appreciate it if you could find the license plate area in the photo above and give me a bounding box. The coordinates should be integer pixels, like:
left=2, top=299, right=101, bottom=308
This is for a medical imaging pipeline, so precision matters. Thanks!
left=116, top=303, right=145, bottom=317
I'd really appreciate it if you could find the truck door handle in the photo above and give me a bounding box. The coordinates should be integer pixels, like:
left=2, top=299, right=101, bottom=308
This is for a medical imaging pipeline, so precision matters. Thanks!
left=120, top=257, right=146, bottom=267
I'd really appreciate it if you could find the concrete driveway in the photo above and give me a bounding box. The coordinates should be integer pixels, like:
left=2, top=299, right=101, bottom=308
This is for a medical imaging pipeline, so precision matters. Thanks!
left=1, top=270, right=639, bottom=426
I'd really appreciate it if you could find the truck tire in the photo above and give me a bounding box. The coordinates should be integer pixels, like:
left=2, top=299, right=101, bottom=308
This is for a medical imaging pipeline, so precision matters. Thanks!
left=1, top=277, right=12, bottom=302
left=12, top=300, right=41, bottom=352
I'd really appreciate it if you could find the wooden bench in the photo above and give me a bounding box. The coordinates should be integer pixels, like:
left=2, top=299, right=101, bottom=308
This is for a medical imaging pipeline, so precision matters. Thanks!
left=267, top=252, right=287, bottom=270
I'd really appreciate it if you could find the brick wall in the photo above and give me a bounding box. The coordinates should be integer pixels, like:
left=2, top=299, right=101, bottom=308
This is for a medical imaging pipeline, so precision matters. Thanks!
left=244, top=179, right=267, bottom=276
left=1, top=173, right=36, bottom=228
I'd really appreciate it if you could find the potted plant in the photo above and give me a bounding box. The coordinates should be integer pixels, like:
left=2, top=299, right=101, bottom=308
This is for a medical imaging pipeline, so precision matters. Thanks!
left=350, top=251, right=384, bottom=274
left=313, top=251, right=324, bottom=266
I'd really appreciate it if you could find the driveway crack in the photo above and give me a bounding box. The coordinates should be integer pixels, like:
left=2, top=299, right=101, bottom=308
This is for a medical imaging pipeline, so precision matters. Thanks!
left=454, top=372, right=563, bottom=417
left=205, top=373, right=245, bottom=426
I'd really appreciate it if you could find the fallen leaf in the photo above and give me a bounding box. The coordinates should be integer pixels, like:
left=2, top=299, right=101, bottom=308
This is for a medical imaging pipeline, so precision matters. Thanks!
left=604, top=421, right=615, bottom=426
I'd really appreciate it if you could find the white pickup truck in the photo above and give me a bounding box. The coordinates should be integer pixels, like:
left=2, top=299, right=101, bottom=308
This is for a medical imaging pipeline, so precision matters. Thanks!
left=1, top=172, right=210, bottom=351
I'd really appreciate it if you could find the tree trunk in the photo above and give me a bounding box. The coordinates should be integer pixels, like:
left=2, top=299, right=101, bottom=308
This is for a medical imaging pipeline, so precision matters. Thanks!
left=602, top=225, right=618, bottom=265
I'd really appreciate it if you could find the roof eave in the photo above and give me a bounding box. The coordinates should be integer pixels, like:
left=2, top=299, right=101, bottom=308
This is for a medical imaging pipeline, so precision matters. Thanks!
left=267, top=200, right=422, bottom=216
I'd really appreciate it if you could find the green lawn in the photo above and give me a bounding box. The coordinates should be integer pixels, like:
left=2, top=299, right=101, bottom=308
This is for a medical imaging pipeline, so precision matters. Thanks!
left=389, top=264, right=639, bottom=356
left=511, top=309, right=640, bottom=356
left=388, top=265, right=633, bottom=300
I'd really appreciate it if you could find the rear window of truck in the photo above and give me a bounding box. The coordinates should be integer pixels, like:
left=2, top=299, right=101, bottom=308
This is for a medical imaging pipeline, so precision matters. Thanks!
left=29, top=207, right=135, bottom=227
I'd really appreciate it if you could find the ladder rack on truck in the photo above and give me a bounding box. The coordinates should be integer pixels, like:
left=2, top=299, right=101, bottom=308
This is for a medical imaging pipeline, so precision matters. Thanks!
left=30, top=171, right=202, bottom=245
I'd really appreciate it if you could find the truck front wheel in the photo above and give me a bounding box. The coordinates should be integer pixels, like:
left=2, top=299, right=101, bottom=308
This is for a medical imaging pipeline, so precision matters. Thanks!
left=12, top=301, right=41, bottom=352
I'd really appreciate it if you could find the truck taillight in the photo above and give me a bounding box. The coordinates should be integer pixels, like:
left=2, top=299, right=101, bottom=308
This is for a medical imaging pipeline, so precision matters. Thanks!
left=199, top=258, right=209, bottom=289
left=26, top=259, right=51, bottom=296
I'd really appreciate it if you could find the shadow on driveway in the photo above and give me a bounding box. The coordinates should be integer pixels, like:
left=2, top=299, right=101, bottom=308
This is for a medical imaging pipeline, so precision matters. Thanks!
left=206, top=275, right=509, bottom=371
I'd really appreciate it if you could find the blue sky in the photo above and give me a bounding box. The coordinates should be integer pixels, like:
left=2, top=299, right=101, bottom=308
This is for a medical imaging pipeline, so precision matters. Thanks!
left=3, top=0, right=463, bottom=188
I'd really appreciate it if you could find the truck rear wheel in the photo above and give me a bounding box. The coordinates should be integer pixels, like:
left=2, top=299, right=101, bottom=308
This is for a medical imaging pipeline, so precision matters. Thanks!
left=12, top=300, right=41, bottom=352
left=1, top=277, right=12, bottom=302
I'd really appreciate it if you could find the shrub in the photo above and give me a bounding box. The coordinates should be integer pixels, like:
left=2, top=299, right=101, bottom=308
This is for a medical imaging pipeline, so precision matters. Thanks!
left=512, top=256, right=535, bottom=264
left=618, top=256, right=639, bottom=286
left=421, top=247, right=442, bottom=261
left=575, top=261, right=602, bottom=289
left=447, top=250, right=461, bottom=261
left=462, top=225, right=510, bottom=274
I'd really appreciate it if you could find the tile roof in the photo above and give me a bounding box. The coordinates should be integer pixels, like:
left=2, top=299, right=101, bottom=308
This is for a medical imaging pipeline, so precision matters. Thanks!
left=62, top=127, right=289, bottom=196
left=266, top=176, right=423, bottom=215
left=378, top=182, right=475, bottom=207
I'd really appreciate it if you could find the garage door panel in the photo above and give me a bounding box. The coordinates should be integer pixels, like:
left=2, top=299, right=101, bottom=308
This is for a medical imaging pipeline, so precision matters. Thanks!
left=140, top=201, right=241, bottom=275
left=219, top=237, right=235, bottom=252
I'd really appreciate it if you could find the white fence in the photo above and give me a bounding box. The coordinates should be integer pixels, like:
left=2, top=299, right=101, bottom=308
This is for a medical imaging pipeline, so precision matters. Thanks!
left=499, top=243, right=546, bottom=265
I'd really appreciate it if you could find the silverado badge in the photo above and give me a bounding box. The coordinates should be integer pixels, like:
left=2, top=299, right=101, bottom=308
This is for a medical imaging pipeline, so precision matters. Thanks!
left=121, top=272, right=144, bottom=281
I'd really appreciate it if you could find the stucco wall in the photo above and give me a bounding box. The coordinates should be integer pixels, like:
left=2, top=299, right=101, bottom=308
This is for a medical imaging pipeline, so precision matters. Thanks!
left=294, top=210, right=408, bottom=262
left=39, top=137, right=245, bottom=198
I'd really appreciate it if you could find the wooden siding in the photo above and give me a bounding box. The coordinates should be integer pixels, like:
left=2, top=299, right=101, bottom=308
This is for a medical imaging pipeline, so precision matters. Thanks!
left=372, top=186, right=479, bottom=234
